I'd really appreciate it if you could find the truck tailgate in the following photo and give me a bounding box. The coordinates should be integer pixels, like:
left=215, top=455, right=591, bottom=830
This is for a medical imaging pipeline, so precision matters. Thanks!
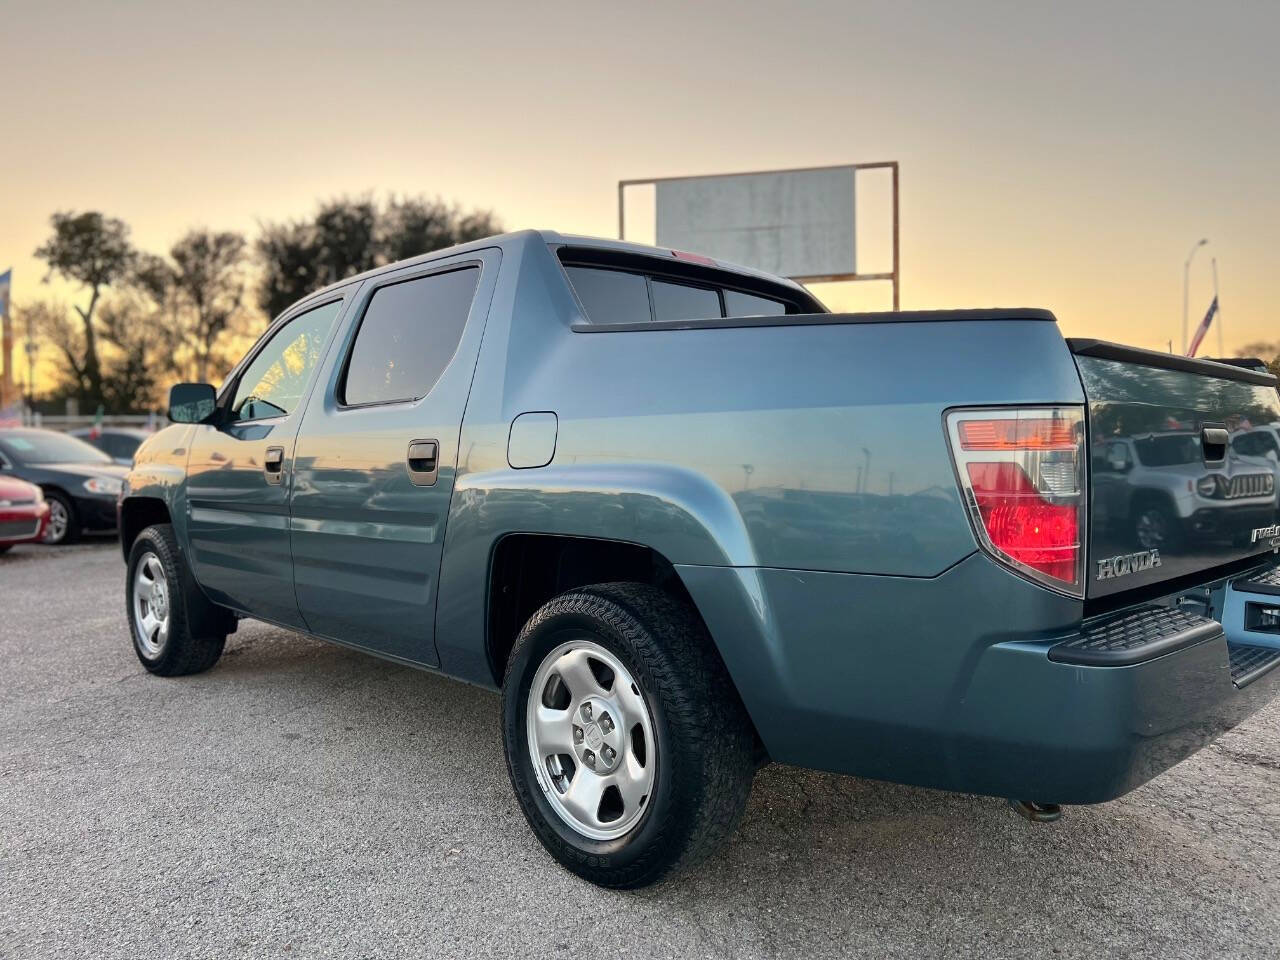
left=1070, top=340, right=1280, bottom=599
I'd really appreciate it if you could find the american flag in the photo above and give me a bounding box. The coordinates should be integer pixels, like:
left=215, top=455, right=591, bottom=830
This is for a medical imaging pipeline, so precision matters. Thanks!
left=1186, top=296, right=1218, bottom=358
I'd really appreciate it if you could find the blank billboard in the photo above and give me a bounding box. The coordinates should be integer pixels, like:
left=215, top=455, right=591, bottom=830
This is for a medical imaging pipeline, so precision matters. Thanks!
left=654, top=167, right=856, bottom=280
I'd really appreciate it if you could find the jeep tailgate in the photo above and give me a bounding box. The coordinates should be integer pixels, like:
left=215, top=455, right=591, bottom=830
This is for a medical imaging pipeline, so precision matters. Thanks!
left=1069, top=340, right=1280, bottom=599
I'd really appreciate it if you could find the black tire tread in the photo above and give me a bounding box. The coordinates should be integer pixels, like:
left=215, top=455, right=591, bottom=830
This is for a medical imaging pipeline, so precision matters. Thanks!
left=503, top=581, right=756, bottom=888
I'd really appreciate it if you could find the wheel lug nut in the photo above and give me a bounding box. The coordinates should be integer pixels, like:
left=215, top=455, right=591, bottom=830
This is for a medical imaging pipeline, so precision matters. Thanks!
left=573, top=726, right=584, bottom=743
left=583, top=750, right=596, bottom=767
left=581, top=703, right=593, bottom=720
left=599, top=713, right=613, bottom=733
left=602, top=746, right=615, bottom=763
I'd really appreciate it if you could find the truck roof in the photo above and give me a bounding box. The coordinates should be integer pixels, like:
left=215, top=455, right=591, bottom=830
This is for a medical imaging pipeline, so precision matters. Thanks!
left=285, top=228, right=1061, bottom=329
left=288, top=229, right=816, bottom=313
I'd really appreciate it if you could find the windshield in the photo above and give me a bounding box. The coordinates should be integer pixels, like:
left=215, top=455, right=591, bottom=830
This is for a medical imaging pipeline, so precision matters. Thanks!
left=0, top=432, right=113, bottom=465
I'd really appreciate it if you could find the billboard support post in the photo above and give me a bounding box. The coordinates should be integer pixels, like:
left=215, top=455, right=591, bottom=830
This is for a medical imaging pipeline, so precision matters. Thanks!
left=891, top=161, right=900, bottom=311
left=619, top=161, right=899, bottom=311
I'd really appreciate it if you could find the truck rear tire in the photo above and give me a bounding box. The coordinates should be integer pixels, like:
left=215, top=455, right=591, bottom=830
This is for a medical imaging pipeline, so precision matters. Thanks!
left=502, top=582, right=756, bottom=888
left=126, top=523, right=230, bottom=676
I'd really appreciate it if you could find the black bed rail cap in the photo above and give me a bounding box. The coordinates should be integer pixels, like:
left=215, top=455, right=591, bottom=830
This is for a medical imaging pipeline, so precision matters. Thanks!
left=1067, top=338, right=1278, bottom=386
left=573, top=307, right=1058, bottom=334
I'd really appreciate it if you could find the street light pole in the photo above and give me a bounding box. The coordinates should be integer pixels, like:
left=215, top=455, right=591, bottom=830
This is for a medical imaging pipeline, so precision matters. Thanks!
left=1182, top=238, right=1208, bottom=354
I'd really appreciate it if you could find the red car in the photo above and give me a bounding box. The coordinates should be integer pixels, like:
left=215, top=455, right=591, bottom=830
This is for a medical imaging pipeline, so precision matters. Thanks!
left=0, top=475, right=50, bottom=553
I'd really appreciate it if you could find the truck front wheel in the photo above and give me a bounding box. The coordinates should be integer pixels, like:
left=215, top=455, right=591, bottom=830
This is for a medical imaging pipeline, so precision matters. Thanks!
left=126, top=523, right=230, bottom=676
left=501, top=582, right=756, bottom=888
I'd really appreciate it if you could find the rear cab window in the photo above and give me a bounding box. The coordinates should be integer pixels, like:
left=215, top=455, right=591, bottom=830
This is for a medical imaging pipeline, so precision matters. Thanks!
left=558, top=246, right=821, bottom=326
left=724, top=289, right=787, bottom=317
left=563, top=267, right=650, bottom=326
left=650, top=280, right=721, bottom=322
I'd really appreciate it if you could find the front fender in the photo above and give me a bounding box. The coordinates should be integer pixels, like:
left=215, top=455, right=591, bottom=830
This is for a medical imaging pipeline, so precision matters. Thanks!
left=121, top=424, right=194, bottom=553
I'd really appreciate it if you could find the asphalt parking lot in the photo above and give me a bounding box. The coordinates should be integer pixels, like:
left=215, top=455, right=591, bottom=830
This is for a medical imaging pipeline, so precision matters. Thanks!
left=3, top=541, right=1279, bottom=959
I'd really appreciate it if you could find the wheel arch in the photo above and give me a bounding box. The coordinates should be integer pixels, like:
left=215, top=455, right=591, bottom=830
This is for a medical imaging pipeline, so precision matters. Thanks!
left=119, top=497, right=172, bottom=560
left=486, top=533, right=768, bottom=767
left=484, top=533, right=699, bottom=686
left=38, top=483, right=72, bottom=501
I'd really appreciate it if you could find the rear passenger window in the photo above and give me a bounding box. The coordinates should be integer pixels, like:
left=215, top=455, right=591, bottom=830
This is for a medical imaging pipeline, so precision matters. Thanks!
left=564, top=267, right=651, bottom=326
left=342, top=267, right=479, bottom=406
left=651, top=280, right=721, bottom=322
left=724, top=289, right=785, bottom=317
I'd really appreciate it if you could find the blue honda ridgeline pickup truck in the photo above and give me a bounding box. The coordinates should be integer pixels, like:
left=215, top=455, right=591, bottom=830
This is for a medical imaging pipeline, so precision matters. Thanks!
left=120, top=230, right=1280, bottom=888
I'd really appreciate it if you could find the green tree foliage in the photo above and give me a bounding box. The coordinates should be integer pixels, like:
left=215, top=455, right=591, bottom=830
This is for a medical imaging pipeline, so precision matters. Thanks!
left=255, top=195, right=500, bottom=319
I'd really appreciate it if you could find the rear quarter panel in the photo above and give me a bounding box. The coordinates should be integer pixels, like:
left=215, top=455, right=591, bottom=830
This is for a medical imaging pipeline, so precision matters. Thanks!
left=433, top=236, right=1086, bottom=682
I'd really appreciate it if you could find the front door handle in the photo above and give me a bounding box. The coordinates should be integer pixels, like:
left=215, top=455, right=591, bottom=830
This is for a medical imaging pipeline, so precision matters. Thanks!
left=407, top=439, right=439, bottom=486
left=264, top=445, right=285, bottom=484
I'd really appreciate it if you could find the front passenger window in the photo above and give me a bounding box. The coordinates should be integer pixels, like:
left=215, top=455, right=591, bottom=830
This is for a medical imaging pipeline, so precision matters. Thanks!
left=231, top=301, right=343, bottom=422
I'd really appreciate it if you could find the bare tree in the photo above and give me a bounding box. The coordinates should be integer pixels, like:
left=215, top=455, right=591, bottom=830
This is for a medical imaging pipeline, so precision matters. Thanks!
left=33, top=212, right=136, bottom=408
left=98, top=294, right=160, bottom=411
left=18, top=300, right=84, bottom=398
left=167, top=230, right=249, bottom=383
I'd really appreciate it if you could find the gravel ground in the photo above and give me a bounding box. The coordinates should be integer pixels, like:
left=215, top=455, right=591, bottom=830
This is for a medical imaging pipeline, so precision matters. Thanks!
left=2, top=540, right=1279, bottom=959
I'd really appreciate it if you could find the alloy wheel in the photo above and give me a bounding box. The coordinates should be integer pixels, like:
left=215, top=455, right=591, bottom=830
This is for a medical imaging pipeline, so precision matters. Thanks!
left=526, top=637, right=657, bottom=841
left=132, top=552, right=171, bottom=658
left=43, top=498, right=69, bottom=544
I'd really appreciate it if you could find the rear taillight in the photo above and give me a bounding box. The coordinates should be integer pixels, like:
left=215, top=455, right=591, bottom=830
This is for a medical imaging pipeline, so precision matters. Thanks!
left=946, top=407, right=1086, bottom=597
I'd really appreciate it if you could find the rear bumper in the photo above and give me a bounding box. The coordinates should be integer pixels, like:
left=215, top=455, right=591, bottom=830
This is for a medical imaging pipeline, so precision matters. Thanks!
left=678, top=552, right=1280, bottom=805
left=952, top=624, right=1278, bottom=803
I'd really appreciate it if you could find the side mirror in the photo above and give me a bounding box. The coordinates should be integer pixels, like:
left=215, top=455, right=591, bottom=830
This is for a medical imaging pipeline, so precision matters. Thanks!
left=168, top=383, right=218, bottom=424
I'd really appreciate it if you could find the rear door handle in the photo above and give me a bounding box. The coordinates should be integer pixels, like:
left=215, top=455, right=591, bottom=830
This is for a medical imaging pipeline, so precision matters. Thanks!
left=264, top=445, right=285, bottom=484
left=407, top=439, right=439, bottom=486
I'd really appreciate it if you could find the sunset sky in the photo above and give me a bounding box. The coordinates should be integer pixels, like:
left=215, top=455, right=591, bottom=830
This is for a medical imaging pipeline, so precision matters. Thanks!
left=3, top=0, right=1277, bottom=391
